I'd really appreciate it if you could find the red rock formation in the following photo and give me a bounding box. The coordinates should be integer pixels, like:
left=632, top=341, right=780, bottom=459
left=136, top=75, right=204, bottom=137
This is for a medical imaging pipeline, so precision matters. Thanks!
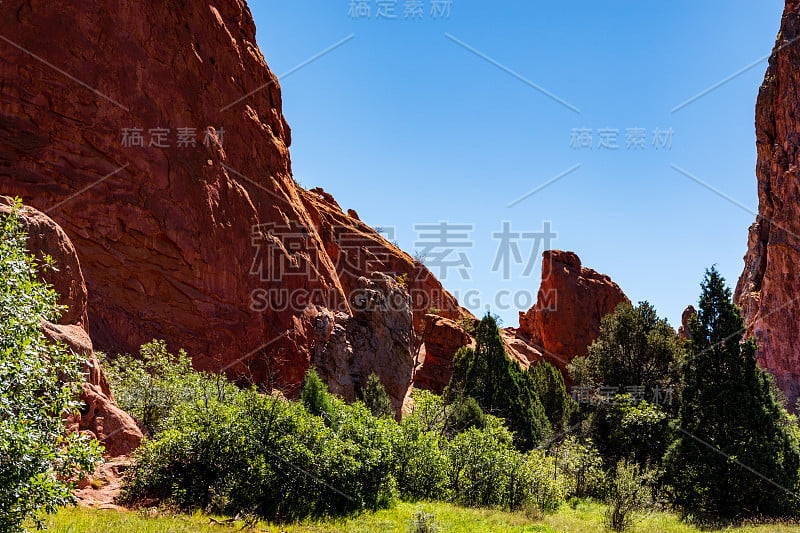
left=736, top=0, right=800, bottom=408
left=678, top=305, right=696, bottom=342
left=414, top=314, right=473, bottom=394
left=412, top=252, right=623, bottom=394
left=0, top=0, right=459, bottom=396
left=517, top=250, right=629, bottom=376
left=0, top=197, right=143, bottom=456
left=312, top=273, right=415, bottom=414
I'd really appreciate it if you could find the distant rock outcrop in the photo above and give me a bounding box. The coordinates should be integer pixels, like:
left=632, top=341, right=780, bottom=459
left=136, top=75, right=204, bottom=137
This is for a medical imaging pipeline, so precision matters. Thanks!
left=517, top=251, right=629, bottom=377
left=736, top=0, right=800, bottom=408
left=678, top=305, right=696, bottom=342
left=0, top=197, right=143, bottom=456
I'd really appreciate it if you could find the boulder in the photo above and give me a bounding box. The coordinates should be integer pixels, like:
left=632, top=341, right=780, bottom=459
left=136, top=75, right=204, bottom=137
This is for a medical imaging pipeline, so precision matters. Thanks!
left=0, top=197, right=142, bottom=455
left=414, top=314, right=473, bottom=394
left=312, top=273, right=415, bottom=414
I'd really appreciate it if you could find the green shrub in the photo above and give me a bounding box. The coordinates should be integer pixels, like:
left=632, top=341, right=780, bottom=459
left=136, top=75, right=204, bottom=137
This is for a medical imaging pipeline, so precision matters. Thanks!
left=516, top=451, right=568, bottom=512
left=0, top=200, right=101, bottom=532
left=395, top=390, right=450, bottom=501
left=604, top=460, right=653, bottom=532
left=102, top=340, right=237, bottom=435
left=300, top=368, right=332, bottom=419
left=446, top=417, right=519, bottom=507
left=455, top=316, right=478, bottom=335
left=122, top=390, right=399, bottom=520
left=551, top=436, right=606, bottom=499
left=444, top=394, right=486, bottom=436
left=590, top=395, right=673, bottom=470
left=120, top=349, right=572, bottom=519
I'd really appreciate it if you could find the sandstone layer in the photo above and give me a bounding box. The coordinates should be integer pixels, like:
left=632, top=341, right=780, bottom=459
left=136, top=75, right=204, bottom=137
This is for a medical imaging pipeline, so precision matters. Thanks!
left=736, top=0, right=800, bottom=407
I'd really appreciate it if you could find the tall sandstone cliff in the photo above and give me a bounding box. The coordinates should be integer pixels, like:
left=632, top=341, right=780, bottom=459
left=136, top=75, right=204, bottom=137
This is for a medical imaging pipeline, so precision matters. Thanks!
left=736, top=0, right=800, bottom=407
left=0, top=0, right=460, bottom=398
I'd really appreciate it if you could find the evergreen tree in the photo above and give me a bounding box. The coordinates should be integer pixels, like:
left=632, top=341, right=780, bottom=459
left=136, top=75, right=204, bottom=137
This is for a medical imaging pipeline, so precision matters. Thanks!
left=444, top=394, right=487, bottom=436
left=300, top=368, right=331, bottom=418
left=363, top=372, right=394, bottom=419
left=526, top=360, right=577, bottom=431
left=663, top=267, right=800, bottom=518
left=569, top=301, right=683, bottom=468
left=445, top=314, right=550, bottom=449
left=569, top=301, right=683, bottom=408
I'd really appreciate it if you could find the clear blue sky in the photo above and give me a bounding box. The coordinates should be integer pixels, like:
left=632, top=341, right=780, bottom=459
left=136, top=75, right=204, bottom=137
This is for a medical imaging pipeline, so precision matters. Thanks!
left=250, top=0, right=784, bottom=328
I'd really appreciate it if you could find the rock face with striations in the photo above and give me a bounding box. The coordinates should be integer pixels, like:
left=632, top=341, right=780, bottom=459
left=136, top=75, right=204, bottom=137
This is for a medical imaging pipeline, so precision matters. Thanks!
left=517, top=250, right=629, bottom=377
left=736, top=0, right=800, bottom=408
left=0, top=197, right=143, bottom=456
left=312, top=273, right=415, bottom=414
left=0, top=0, right=460, bottom=398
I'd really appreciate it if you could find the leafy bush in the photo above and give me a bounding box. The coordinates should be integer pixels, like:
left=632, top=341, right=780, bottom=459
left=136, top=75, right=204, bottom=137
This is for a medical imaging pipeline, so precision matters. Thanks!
left=590, top=395, right=673, bottom=470
left=446, top=418, right=519, bottom=507
left=396, top=392, right=450, bottom=501
left=102, top=340, right=238, bottom=435
left=551, top=436, right=606, bottom=499
left=604, top=460, right=653, bottom=532
left=0, top=200, right=101, bottom=532
left=122, top=390, right=398, bottom=520
left=121, top=351, right=571, bottom=520
left=510, top=450, right=569, bottom=511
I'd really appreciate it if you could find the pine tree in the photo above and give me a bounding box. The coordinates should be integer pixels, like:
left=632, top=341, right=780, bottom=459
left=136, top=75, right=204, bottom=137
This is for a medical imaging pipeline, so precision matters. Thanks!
left=445, top=314, right=550, bottom=449
left=663, top=267, right=800, bottom=518
left=526, top=360, right=577, bottom=431
left=300, top=368, right=331, bottom=418
left=363, top=372, right=394, bottom=419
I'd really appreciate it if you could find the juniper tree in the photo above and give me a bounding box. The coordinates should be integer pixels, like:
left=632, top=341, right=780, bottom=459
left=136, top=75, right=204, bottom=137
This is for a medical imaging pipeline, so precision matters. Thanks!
left=446, top=314, right=550, bottom=449
left=363, top=372, right=394, bottom=419
left=663, top=267, right=800, bottom=519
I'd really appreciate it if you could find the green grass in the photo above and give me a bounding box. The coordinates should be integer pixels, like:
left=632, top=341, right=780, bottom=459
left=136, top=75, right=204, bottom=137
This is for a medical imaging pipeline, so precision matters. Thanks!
left=41, top=501, right=800, bottom=533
